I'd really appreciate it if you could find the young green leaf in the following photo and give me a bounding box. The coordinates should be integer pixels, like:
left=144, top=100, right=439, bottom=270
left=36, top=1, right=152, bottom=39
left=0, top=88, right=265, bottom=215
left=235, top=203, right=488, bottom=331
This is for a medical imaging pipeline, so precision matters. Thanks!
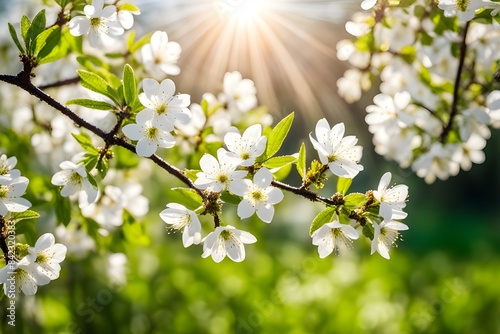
left=77, top=70, right=120, bottom=105
left=11, top=210, right=41, bottom=223
left=82, top=152, right=99, bottom=171
left=67, top=98, right=115, bottom=111
left=262, top=155, right=297, bottom=169
left=309, top=206, right=337, bottom=236
left=296, top=142, right=306, bottom=179
left=34, top=26, right=62, bottom=63
left=27, top=10, right=46, bottom=54
left=261, top=112, right=294, bottom=161
left=71, top=132, right=98, bottom=154
left=123, top=64, right=137, bottom=106
left=20, top=15, right=31, bottom=47
left=344, top=193, right=367, bottom=210
left=337, top=177, right=353, bottom=196
left=96, top=157, right=110, bottom=179
left=118, top=3, right=140, bottom=12
left=171, top=187, right=203, bottom=210
left=129, top=32, right=152, bottom=53
left=126, top=30, right=135, bottom=51
left=8, top=23, right=25, bottom=53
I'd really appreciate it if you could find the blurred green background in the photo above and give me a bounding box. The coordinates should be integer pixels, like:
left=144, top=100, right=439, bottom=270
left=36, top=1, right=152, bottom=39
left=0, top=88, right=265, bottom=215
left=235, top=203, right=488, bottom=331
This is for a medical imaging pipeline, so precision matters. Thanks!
left=1, top=1, right=500, bottom=333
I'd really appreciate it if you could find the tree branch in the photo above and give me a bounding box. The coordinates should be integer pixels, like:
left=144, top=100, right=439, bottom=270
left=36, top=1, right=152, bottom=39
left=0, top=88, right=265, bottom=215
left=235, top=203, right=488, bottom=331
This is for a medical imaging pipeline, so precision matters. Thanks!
left=440, top=21, right=470, bottom=143
left=0, top=70, right=204, bottom=199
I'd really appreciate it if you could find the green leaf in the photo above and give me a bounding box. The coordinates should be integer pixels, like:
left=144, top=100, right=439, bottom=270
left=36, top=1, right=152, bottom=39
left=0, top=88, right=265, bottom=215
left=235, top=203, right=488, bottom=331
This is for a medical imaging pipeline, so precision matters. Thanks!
left=123, top=64, right=137, bottom=107
left=33, top=26, right=61, bottom=61
left=11, top=210, right=41, bottom=222
left=119, top=3, right=140, bottom=12
left=344, top=193, right=367, bottom=209
left=8, top=23, right=25, bottom=53
left=77, top=70, right=120, bottom=105
left=86, top=172, right=98, bottom=189
left=220, top=192, right=241, bottom=205
left=184, top=169, right=200, bottom=182
left=82, top=152, right=99, bottom=171
left=262, top=155, right=297, bottom=169
left=27, top=10, right=46, bottom=54
left=96, top=157, right=109, bottom=179
left=336, top=177, right=352, bottom=196
left=263, top=112, right=294, bottom=160
left=55, top=194, right=71, bottom=226
left=296, top=143, right=306, bottom=180
left=171, top=187, right=203, bottom=210
left=362, top=224, right=374, bottom=239
left=126, top=30, right=135, bottom=51
left=129, top=32, right=152, bottom=53
left=71, top=132, right=98, bottom=154
left=67, top=98, right=116, bottom=111
left=309, top=207, right=337, bottom=236
left=20, top=15, right=31, bottom=47
left=272, top=161, right=293, bottom=181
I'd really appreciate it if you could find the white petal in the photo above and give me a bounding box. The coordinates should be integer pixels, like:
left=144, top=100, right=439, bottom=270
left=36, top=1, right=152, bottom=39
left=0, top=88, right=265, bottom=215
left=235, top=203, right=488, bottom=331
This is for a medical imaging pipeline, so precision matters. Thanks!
left=69, top=17, right=90, bottom=36
left=237, top=199, right=255, bottom=219
left=256, top=203, right=274, bottom=223
left=136, top=138, right=157, bottom=157
left=35, top=233, right=55, bottom=251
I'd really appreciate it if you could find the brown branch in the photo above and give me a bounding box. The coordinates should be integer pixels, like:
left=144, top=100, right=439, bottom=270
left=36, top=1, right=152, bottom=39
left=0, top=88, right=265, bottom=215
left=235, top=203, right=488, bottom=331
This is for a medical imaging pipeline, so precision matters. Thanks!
left=440, top=21, right=470, bottom=143
left=38, top=76, right=80, bottom=90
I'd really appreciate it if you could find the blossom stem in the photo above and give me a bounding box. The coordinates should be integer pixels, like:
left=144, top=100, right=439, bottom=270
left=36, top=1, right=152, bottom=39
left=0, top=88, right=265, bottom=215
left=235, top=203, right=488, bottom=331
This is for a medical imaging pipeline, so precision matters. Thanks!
left=440, top=20, right=470, bottom=143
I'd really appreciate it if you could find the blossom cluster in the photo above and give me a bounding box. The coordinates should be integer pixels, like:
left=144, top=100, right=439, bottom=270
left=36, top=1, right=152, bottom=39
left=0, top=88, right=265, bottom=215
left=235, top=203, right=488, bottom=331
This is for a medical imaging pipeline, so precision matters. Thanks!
left=0, top=154, right=67, bottom=296
left=337, top=0, right=500, bottom=183
left=0, top=233, right=67, bottom=296
left=0, top=0, right=413, bottom=285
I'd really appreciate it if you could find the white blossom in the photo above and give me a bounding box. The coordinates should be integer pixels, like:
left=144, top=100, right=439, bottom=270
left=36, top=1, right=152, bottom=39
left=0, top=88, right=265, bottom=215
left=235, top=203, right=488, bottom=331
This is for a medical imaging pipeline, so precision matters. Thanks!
left=231, top=168, right=283, bottom=223
left=371, top=220, right=409, bottom=259
left=0, top=154, right=20, bottom=181
left=122, top=108, right=176, bottom=157
left=69, top=0, right=124, bottom=48
left=141, top=31, right=181, bottom=79
left=224, top=124, right=267, bottom=166
left=222, top=71, right=257, bottom=113
left=373, top=172, right=408, bottom=222
left=160, top=203, right=202, bottom=247
left=202, top=225, right=257, bottom=263
left=0, top=257, right=41, bottom=296
left=28, top=233, right=67, bottom=281
left=0, top=176, right=31, bottom=215
left=139, top=78, right=191, bottom=130
left=438, top=0, right=483, bottom=21
left=309, top=118, right=364, bottom=178
left=194, top=148, right=247, bottom=192
left=311, top=220, right=359, bottom=258
left=51, top=161, right=98, bottom=207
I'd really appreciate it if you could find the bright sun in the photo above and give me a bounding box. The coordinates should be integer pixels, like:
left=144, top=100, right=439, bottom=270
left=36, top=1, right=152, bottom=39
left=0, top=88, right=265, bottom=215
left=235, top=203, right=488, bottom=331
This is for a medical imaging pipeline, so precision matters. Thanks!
left=214, top=0, right=267, bottom=22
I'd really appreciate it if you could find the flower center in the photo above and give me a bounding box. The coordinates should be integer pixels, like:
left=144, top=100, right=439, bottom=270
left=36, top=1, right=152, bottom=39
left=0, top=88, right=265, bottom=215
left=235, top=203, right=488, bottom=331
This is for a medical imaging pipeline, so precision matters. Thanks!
left=380, top=228, right=399, bottom=248
left=241, top=152, right=251, bottom=160
left=249, top=189, right=266, bottom=204
left=69, top=172, right=82, bottom=186
left=216, top=173, right=229, bottom=184
left=455, top=0, right=470, bottom=12
left=332, top=228, right=354, bottom=252
left=90, top=17, right=104, bottom=28
left=156, top=104, right=168, bottom=115
left=220, top=229, right=233, bottom=241
left=0, top=185, right=8, bottom=198
left=36, top=252, right=48, bottom=263
left=171, top=215, right=191, bottom=231
left=0, top=166, right=7, bottom=175
left=145, top=126, right=159, bottom=139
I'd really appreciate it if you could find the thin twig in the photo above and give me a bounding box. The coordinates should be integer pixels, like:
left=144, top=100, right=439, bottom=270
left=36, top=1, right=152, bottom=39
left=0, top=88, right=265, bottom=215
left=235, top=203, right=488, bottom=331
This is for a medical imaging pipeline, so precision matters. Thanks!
left=440, top=21, right=470, bottom=143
